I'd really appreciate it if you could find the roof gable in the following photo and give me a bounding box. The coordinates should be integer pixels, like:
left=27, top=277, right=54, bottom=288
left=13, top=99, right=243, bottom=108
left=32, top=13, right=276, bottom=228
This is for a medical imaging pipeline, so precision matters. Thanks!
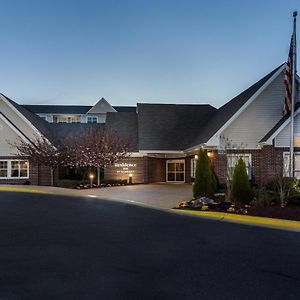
left=188, top=64, right=285, bottom=149
left=87, top=98, right=116, bottom=114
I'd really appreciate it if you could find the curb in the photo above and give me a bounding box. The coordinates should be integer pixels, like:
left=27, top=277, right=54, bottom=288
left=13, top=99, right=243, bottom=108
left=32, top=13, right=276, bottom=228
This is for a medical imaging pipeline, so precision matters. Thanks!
left=175, top=209, right=300, bottom=231
left=0, top=187, right=49, bottom=194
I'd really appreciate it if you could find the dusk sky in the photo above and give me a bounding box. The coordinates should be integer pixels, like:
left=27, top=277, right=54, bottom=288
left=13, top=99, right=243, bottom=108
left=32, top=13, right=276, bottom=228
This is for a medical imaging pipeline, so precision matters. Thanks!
left=0, top=0, right=299, bottom=107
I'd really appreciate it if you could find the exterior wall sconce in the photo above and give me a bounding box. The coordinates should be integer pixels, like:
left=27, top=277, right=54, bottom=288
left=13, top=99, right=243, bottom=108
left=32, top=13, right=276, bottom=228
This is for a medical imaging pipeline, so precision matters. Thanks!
left=207, top=152, right=214, bottom=158
left=194, top=155, right=198, bottom=160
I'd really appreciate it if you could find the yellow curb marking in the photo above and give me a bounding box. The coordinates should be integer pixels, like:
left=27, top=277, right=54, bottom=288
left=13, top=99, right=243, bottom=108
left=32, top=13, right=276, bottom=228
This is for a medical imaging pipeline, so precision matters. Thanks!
left=0, top=187, right=49, bottom=194
left=177, top=210, right=300, bottom=230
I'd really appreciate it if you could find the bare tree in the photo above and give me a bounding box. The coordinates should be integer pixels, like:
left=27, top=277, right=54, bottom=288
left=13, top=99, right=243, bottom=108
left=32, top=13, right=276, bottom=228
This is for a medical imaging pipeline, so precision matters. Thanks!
left=11, top=135, right=62, bottom=186
left=219, top=135, right=247, bottom=201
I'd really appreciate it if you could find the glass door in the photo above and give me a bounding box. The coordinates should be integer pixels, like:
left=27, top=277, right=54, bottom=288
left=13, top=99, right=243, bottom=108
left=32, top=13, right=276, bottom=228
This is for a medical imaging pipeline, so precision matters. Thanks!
left=166, top=160, right=185, bottom=182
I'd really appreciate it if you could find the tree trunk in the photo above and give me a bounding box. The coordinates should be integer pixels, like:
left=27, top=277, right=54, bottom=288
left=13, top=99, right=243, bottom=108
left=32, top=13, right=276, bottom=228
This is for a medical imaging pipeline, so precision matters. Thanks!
left=50, top=167, right=54, bottom=186
left=97, top=166, right=100, bottom=186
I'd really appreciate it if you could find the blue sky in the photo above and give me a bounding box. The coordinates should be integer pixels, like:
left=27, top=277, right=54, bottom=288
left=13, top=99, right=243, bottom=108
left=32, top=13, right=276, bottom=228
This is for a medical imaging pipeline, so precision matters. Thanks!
left=0, top=0, right=299, bottom=107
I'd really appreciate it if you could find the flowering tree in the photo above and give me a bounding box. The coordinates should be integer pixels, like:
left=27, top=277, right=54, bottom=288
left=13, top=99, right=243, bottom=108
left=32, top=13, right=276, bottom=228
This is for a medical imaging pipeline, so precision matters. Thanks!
left=12, top=126, right=130, bottom=186
left=65, top=126, right=130, bottom=185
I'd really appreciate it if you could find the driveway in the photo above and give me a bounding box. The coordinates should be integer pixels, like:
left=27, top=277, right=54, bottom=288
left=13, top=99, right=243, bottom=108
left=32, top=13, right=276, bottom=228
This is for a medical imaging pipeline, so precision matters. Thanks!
left=0, top=191, right=300, bottom=299
left=0, top=183, right=192, bottom=209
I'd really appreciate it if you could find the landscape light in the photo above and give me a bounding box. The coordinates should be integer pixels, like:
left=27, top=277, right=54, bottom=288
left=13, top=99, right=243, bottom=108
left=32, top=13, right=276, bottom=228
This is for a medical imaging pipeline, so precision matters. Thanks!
left=89, top=173, right=94, bottom=188
left=129, top=173, right=133, bottom=184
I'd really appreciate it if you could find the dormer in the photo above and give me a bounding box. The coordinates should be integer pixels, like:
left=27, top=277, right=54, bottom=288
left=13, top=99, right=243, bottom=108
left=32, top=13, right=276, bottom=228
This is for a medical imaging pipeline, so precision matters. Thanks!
left=85, top=98, right=116, bottom=123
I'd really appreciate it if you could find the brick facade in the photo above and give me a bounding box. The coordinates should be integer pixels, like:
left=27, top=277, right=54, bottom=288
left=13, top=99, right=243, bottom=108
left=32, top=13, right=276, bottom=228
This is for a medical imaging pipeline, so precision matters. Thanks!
left=211, top=146, right=296, bottom=186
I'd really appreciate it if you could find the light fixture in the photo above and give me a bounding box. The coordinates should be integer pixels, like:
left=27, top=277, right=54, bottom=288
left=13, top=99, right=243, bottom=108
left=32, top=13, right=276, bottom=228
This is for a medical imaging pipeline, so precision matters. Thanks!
left=89, top=173, right=94, bottom=188
left=129, top=173, right=133, bottom=184
left=194, top=155, right=198, bottom=160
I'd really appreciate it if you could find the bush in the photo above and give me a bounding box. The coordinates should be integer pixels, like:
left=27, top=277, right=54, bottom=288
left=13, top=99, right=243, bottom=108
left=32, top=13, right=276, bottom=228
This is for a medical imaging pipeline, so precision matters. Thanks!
left=193, top=148, right=214, bottom=199
left=230, top=158, right=252, bottom=205
left=55, top=179, right=88, bottom=189
left=101, top=179, right=128, bottom=185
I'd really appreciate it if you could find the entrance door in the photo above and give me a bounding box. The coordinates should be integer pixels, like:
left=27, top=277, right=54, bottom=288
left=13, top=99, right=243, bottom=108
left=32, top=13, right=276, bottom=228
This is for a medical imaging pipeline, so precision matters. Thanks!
left=166, top=160, right=185, bottom=182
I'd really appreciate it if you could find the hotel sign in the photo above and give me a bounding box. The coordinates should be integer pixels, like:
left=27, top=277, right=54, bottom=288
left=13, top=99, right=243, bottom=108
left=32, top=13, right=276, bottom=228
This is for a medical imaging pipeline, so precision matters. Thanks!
left=114, top=162, right=137, bottom=174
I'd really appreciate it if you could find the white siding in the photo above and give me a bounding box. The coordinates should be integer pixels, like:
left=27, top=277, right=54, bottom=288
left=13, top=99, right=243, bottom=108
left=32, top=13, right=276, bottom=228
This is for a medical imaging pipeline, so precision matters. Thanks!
left=221, top=71, right=285, bottom=148
left=275, top=112, right=300, bottom=147
left=0, top=99, right=40, bottom=142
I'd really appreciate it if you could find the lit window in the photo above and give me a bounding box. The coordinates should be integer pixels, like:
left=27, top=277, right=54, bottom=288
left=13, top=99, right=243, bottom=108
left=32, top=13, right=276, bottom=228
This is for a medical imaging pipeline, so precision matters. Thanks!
left=87, top=116, right=98, bottom=123
left=295, top=136, right=300, bottom=147
left=0, top=161, right=8, bottom=178
left=227, top=154, right=252, bottom=179
left=0, top=160, right=29, bottom=179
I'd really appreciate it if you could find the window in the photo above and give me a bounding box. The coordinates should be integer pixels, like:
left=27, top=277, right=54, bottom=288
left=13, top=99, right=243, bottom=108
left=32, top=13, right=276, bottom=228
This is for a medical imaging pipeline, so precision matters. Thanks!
left=0, top=160, right=29, bottom=179
left=191, top=158, right=196, bottom=178
left=283, top=153, right=300, bottom=179
left=227, top=154, right=252, bottom=179
left=0, top=161, right=8, bottom=178
left=87, top=116, right=98, bottom=124
left=53, top=115, right=81, bottom=123
left=166, top=160, right=185, bottom=182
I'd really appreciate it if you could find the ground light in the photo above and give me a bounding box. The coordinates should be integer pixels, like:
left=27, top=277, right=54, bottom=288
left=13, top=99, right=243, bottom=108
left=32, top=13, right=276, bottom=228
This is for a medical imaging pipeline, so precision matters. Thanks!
left=129, top=174, right=133, bottom=184
left=89, top=174, right=94, bottom=188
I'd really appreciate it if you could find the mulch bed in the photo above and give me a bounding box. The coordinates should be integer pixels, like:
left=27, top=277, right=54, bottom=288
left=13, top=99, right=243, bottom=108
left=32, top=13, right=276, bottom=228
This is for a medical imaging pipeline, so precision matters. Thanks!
left=248, top=206, right=300, bottom=221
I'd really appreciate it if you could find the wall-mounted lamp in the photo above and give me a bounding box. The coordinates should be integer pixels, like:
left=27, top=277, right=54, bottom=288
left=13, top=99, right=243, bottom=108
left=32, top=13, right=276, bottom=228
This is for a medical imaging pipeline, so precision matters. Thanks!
left=194, top=155, right=198, bottom=160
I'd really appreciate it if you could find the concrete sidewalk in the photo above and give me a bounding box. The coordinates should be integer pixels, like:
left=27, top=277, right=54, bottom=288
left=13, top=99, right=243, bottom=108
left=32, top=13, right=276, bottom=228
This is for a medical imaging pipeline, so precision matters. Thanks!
left=0, top=184, right=192, bottom=209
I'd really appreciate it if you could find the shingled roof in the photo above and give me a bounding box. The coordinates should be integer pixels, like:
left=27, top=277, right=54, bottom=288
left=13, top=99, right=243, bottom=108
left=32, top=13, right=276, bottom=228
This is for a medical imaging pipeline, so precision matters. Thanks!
left=106, top=112, right=139, bottom=152
left=22, top=104, right=136, bottom=114
left=137, top=103, right=216, bottom=151
left=189, top=64, right=285, bottom=148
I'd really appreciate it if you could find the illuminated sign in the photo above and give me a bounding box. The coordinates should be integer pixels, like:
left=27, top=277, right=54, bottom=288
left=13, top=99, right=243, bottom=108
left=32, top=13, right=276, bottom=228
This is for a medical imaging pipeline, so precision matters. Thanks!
left=114, top=162, right=137, bottom=174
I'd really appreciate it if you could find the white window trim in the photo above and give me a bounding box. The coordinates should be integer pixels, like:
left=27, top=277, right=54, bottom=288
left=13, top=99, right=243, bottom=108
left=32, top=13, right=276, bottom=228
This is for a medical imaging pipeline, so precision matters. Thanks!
left=87, top=116, right=98, bottom=123
left=227, top=154, right=252, bottom=179
left=166, top=159, right=185, bottom=182
left=283, top=152, right=300, bottom=178
left=0, top=160, right=29, bottom=179
left=191, top=158, right=196, bottom=178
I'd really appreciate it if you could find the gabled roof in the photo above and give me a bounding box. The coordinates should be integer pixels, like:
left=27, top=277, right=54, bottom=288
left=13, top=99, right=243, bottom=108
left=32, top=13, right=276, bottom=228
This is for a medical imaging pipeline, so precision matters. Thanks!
left=259, top=102, right=300, bottom=144
left=105, top=112, right=139, bottom=152
left=22, top=104, right=136, bottom=114
left=0, top=93, right=53, bottom=142
left=87, top=98, right=116, bottom=114
left=137, top=103, right=216, bottom=151
left=189, top=64, right=285, bottom=148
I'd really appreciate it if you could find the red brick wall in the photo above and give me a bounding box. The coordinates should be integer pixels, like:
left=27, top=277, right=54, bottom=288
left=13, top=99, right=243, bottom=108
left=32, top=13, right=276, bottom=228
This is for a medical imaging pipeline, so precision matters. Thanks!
left=211, top=146, right=296, bottom=186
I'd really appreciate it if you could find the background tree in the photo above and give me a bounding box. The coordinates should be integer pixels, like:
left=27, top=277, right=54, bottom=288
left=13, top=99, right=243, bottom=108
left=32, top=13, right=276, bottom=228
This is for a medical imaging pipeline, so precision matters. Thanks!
left=193, top=148, right=214, bottom=199
left=230, top=158, right=252, bottom=205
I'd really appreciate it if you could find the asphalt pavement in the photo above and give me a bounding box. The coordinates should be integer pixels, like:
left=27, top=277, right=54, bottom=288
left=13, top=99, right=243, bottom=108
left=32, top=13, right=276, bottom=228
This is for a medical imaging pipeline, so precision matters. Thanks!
left=0, top=191, right=299, bottom=300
